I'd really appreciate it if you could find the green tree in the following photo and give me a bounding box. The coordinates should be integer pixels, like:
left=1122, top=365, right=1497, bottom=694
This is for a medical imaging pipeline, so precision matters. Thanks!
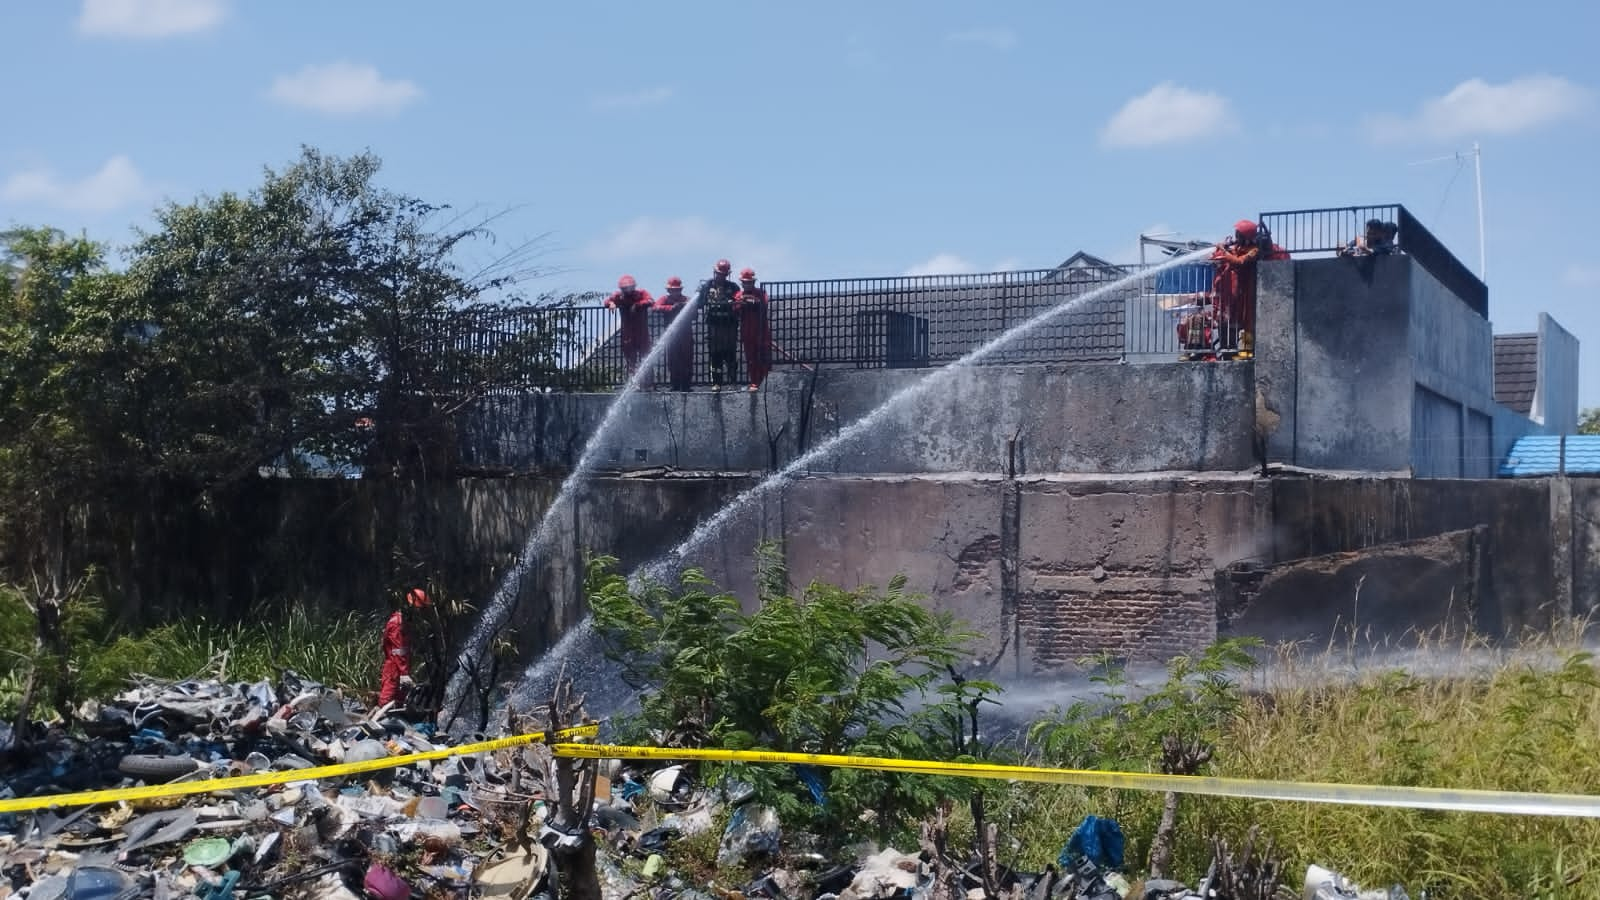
left=0, top=227, right=124, bottom=724
left=118, top=146, right=569, bottom=481
left=0, top=149, right=577, bottom=708
left=1578, top=408, right=1600, bottom=436
left=586, top=548, right=997, bottom=844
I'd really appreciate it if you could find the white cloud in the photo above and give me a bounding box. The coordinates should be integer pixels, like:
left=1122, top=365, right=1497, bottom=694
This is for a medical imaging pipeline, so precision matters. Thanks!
left=903, top=254, right=976, bottom=276
left=268, top=63, right=420, bottom=116
left=592, top=87, right=674, bottom=111
left=947, top=28, right=1017, bottom=51
left=1368, top=75, right=1591, bottom=143
left=1100, top=83, right=1237, bottom=148
left=1, top=156, right=153, bottom=213
left=78, top=0, right=225, bottom=37
left=1564, top=264, right=1600, bottom=288
left=585, top=216, right=796, bottom=279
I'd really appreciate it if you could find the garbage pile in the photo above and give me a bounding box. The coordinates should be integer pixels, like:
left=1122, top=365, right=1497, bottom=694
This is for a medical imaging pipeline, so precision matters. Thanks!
left=1, top=673, right=1417, bottom=900
left=1, top=672, right=555, bottom=899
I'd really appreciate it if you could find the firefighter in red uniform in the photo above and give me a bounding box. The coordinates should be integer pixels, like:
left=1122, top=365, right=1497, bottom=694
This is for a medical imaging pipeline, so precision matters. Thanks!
left=655, top=276, right=695, bottom=392
left=604, top=275, right=655, bottom=380
left=734, top=268, right=772, bottom=391
left=379, top=588, right=430, bottom=707
left=1211, top=220, right=1263, bottom=355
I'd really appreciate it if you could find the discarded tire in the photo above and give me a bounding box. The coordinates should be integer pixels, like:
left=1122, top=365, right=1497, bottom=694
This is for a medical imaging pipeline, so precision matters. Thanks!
left=117, top=753, right=201, bottom=782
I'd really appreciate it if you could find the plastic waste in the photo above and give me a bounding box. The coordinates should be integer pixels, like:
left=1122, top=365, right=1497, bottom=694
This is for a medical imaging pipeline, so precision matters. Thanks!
left=364, top=863, right=410, bottom=900
left=183, top=836, right=233, bottom=868
left=717, top=805, right=782, bottom=867
left=1305, top=865, right=1410, bottom=900
left=1061, top=815, right=1125, bottom=870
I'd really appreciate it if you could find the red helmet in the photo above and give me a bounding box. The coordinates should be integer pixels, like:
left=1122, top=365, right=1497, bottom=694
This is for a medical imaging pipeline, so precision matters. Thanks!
left=406, top=588, right=431, bottom=609
left=739, top=267, right=756, bottom=281
left=1234, top=219, right=1259, bottom=239
left=665, top=276, right=683, bottom=290
left=617, top=274, right=637, bottom=290
left=714, top=259, right=732, bottom=275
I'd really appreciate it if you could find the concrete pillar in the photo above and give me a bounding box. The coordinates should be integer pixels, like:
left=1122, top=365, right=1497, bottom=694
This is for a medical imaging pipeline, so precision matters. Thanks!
left=1551, top=475, right=1574, bottom=619
left=1253, top=260, right=1297, bottom=466
left=1000, top=439, right=1022, bottom=678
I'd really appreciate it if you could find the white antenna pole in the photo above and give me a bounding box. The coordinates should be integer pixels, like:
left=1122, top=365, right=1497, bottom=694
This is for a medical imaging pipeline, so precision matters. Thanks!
left=1472, top=142, right=1486, bottom=282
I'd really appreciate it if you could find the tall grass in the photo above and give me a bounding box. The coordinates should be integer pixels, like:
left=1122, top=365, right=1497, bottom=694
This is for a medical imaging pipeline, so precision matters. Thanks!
left=1, top=594, right=381, bottom=719
left=989, top=625, right=1600, bottom=898
left=80, top=607, right=383, bottom=695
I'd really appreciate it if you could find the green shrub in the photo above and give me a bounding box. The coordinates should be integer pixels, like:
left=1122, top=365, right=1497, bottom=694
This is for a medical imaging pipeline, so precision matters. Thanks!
left=586, top=547, right=997, bottom=847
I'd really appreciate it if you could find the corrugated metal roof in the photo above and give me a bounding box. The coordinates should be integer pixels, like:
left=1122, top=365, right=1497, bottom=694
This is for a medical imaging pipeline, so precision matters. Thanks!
left=1493, top=333, right=1538, bottom=415
left=1499, top=435, right=1600, bottom=477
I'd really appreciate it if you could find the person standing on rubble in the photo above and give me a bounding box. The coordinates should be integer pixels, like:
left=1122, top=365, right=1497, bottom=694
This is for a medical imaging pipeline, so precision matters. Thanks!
left=604, top=275, right=655, bottom=381
left=379, top=588, right=430, bottom=708
left=735, top=267, right=773, bottom=391
left=697, top=259, right=741, bottom=390
left=655, top=276, right=696, bottom=391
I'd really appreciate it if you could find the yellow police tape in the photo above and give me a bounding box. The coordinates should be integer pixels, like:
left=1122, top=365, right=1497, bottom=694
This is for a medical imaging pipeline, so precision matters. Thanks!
left=0, top=724, right=599, bottom=814
left=551, top=743, right=1600, bottom=819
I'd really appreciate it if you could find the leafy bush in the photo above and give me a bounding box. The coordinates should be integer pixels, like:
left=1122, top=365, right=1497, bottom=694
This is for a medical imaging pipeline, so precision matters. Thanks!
left=586, top=548, right=997, bottom=846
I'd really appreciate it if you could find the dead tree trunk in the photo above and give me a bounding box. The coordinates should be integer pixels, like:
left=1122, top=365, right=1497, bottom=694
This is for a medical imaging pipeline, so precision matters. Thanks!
left=11, top=515, right=81, bottom=738
left=1147, top=733, right=1213, bottom=879
left=541, top=678, right=601, bottom=900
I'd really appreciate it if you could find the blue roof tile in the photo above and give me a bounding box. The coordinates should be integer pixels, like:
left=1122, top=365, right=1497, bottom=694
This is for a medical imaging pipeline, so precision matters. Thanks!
left=1499, top=435, right=1600, bottom=477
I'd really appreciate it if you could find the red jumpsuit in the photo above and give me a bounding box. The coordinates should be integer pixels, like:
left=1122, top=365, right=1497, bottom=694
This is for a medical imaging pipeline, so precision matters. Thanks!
left=378, top=610, right=411, bottom=706
left=604, top=289, right=655, bottom=376
left=1210, top=243, right=1260, bottom=349
left=655, top=291, right=695, bottom=391
left=734, top=287, right=772, bottom=387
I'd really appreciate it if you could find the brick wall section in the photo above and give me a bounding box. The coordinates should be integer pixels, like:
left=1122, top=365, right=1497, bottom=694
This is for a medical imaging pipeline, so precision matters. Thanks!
left=1020, top=586, right=1216, bottom=668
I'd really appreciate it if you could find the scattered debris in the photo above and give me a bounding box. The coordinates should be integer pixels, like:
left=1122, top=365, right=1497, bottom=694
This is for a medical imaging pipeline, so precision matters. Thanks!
left=0, top=672, right=1415, bottom=900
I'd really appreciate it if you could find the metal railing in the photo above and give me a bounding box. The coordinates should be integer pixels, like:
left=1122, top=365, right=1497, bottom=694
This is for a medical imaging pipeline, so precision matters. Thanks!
left=436, top=266, right=1225, bottom=391
left=1260, top=204, right=1487, bottom=317
left=764, top=266, right=1135, bottom=368
left=440, top=205, right=1488, bottom=390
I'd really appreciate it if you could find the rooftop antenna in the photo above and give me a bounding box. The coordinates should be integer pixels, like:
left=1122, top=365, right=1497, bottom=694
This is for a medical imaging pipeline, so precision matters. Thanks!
left=1409, top=142, right=1486, bottom=283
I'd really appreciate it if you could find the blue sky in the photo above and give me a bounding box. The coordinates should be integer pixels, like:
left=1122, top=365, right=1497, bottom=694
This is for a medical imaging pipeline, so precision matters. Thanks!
left=4, top=1, right=1599, bottom=400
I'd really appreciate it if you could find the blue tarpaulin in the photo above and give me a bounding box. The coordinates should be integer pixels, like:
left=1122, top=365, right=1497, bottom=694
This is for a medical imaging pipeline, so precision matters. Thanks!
left=1059, top=814, right=1125, bottom=869
left=1154, top=262, right=1213, bottom=295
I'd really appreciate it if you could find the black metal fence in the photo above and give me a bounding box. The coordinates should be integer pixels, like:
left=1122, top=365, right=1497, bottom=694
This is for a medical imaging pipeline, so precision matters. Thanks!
left=438, top=206, right=1485, bottom=391
left=764, top=267, right=1134, bottom=368
left=1260, top=204, right=1487, bottom=317
left=438, top=262, right=1260, bottom=389
left=437, top=263, right=1262, bottom=391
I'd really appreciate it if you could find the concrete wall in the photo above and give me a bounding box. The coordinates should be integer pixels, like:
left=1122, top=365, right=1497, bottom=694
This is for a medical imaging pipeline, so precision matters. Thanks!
left=1267, top=477, right=1559, bottom=636
left=1256, top=257, right=1414, bottom=472
left=1409, top=260, right=1495, bottom=407
left=96, top=470, right=1590, bottom=682
left=774, top=473, right=1264, bottom=676
left=803, top=363, right=1254, bottom=475
left=1257, top=255, right=1544, bottom=478
left=464, top=388, right=806, bottom=474
left=462, top=362, right=1258, bottom=477
left=1537, top=312, right=1582, bottom=435
left=1412, top=385, right=1464, bottom=478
